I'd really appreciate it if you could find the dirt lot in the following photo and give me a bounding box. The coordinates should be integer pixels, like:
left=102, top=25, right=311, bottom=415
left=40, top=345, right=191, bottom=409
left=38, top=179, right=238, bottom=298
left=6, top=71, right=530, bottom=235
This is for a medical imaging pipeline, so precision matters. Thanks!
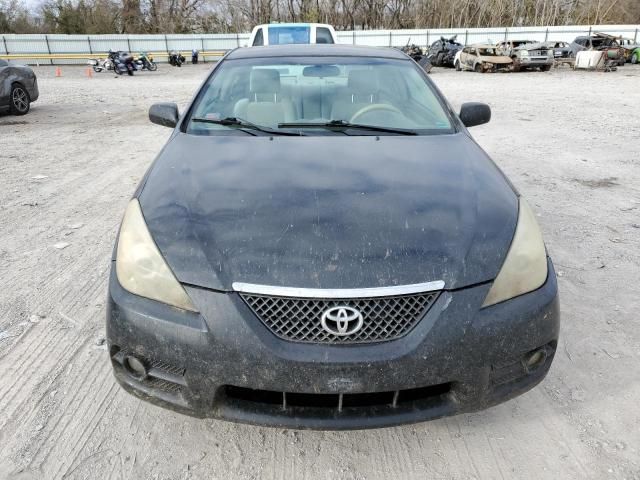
left=0, top=63, right=639, bottom=480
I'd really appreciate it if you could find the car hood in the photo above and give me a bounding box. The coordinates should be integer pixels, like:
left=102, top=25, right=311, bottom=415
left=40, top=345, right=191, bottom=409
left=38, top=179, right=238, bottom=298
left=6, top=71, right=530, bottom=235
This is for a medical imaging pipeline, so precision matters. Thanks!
left=138, top=133, right=518, bottom=291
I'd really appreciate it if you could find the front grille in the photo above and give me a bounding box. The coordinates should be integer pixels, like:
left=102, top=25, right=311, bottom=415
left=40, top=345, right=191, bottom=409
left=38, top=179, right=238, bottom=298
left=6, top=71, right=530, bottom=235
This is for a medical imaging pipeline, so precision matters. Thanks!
left=240, top=291, right=440, bottom=344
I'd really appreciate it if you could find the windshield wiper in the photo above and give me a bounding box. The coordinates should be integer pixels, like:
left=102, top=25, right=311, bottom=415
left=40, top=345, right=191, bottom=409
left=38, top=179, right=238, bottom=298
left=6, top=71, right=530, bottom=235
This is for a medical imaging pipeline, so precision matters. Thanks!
left=278, top=120, right=418, bottom=136
left=191, top=117, right=304, bottom=136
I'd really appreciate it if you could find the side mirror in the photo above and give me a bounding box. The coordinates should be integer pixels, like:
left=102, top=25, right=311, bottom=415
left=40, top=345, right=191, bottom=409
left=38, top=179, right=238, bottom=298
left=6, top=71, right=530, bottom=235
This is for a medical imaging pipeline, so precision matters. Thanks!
left=459, top=102, right=491, bottom=127
left=149, top=102, right=179, bottom=128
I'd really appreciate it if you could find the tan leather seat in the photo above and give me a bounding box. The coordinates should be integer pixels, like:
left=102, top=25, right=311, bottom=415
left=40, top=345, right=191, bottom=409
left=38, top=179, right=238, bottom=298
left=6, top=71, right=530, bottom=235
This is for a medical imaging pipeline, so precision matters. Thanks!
left=234, top=69, right=296, bottom=127
left=330, top=70, right=381, bottom=122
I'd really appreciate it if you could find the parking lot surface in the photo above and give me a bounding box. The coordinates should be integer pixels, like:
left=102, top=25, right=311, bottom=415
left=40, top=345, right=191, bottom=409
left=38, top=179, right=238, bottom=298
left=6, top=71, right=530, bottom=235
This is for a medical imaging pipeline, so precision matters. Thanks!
left=0, top=64, right=639, bottom=479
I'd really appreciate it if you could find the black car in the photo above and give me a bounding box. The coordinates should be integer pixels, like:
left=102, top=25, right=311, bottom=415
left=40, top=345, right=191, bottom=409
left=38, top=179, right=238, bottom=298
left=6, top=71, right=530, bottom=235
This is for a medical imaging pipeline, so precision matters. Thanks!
left=0, top=59, right=39, bottom=115
left=427, top=36, right=464, bottom=67
left=107, top=44, right=560, bottom=429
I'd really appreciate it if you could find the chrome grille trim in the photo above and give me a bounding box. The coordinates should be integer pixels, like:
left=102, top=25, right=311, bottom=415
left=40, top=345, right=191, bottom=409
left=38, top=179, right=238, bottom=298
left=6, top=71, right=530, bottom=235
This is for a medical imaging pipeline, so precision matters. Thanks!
left=232, top=280, right=445, bottom=298
left=237, top=283, right=442, bottom=344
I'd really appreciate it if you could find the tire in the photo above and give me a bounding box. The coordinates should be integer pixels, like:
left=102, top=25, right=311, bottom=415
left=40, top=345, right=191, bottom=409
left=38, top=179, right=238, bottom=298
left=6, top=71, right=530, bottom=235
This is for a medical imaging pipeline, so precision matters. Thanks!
left=540, top=65, right=551, bottom=72
left=474, top=63, right=483, bottom=73
left=455, top=60, right=461, bottom=71
left=435, top=53, right=444, bottom=67
left=10, top=84, right=30, bottom=115
left=148, top=62, right=158, bottom=71
left=127, top=68, right=134, bottom=76
left=632, top=53, right=638, bottom=64
left=92, top=65, right=102, bottom=73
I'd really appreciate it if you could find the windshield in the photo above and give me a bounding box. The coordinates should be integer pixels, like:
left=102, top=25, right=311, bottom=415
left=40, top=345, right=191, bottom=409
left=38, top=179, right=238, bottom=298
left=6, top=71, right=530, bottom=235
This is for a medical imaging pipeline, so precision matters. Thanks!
left=186, top=56, right=454, bottom=136
left=268, top=26, right=310, bottom=45
left=478, top=48, right=499, bottom=56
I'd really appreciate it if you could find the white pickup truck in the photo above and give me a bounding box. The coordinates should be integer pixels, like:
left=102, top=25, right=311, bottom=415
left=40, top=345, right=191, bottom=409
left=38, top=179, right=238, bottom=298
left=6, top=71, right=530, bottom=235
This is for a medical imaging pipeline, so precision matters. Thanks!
left=248, top=23, right=337, bottom=47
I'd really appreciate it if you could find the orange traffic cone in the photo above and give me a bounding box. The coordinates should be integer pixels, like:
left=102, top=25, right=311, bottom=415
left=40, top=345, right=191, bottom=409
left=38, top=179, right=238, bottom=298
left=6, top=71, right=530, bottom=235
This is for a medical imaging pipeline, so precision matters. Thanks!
left=55, top=67, right=62, bottom=77
left=85, top=67, right=93, bottom=78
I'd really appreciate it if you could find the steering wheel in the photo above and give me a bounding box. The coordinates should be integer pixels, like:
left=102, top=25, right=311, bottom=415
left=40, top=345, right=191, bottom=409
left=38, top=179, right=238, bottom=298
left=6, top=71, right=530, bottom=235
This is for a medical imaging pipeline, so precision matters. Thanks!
left=350, top=103, right=403, bottom=123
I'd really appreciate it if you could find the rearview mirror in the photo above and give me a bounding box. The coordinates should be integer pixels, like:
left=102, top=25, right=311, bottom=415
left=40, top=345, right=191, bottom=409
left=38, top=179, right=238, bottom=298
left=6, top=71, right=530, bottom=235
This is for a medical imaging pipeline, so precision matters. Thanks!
left=459, top=102, right=491, bottom=127
left=149, top=102, right=179, bottom=128
left=303, top=65, right=340, bottom=77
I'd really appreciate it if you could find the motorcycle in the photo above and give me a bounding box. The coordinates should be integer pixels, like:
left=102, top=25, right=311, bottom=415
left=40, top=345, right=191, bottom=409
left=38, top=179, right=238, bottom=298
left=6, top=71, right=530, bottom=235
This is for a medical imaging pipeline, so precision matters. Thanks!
left=168, top=51, right=186, bottom=67
left=401, top=43, right=433, bottom=74
left=136, top=52, right=157, bottom=71
left=87, top=57, right=113, bottom=73
left=111, top=51, right=136, bottom=76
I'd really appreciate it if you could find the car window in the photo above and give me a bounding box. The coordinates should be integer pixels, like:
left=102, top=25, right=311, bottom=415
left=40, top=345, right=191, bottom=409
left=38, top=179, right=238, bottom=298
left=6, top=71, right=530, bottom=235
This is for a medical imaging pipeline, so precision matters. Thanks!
left=316, top=27, right=334, bottom=44
left=478, top=48, right=498, bottom=56
left=186, top=56, right=454, bottom=135
left=252, top=28, right=264, bottom=46
left=268, top=26, right=311, bottom=45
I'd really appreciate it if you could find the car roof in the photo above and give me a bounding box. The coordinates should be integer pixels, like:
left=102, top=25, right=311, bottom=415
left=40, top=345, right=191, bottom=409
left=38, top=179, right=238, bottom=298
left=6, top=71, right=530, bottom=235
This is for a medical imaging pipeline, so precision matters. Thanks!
left=255, top=23, right=332, bottom=28
left=226, top=44, right=410, bottom=60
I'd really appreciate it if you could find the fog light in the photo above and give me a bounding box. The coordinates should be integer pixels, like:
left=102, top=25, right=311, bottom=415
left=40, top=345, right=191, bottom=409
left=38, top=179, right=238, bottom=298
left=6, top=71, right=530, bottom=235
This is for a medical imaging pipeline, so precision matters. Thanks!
left=124, top=355, right=148, bottom=379
left=522, top=349, right=547, bottom=373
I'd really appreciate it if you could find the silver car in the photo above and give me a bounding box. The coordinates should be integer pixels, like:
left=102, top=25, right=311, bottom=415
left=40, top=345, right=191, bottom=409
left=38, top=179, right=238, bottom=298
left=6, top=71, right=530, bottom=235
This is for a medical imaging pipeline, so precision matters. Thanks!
left=497, top=40, right=554, bottom=71
left=0, top=59, right=39, bottom=115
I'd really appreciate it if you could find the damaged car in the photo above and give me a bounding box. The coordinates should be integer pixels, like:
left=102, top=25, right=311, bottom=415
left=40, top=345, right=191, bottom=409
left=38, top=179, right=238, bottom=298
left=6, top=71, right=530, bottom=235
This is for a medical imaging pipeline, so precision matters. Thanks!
left=547, top=41, right=573, bottom=59
left=455, top=45, right=512, bottom=72
left=107, top=44, right=559, bottom=429
left=0, top=59, right=39, bottom=116
left=619, top=38, right=640, bottom=63
left=497, top=40, right=554, bottom=71
left=570, top=33, right=625, bottom=66
left=427, top=35, right=464, bottom=68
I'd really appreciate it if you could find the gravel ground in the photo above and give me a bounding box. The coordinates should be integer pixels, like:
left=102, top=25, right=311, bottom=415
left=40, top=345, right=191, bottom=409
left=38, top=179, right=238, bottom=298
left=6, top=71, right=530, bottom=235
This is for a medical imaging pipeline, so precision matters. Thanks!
left=0, top=63, right=639, bottom=480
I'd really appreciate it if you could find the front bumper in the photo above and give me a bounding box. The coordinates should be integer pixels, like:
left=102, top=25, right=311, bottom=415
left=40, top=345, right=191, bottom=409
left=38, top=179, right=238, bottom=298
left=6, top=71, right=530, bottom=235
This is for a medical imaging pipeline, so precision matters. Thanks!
left=517, top=57, right=554, bottom=68
left=106, top=259, right=560, bottom=429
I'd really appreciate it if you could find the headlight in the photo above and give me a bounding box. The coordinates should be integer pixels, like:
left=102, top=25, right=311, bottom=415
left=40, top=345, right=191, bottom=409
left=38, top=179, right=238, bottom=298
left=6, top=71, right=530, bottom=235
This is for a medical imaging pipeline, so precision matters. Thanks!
left=520, top=50, right=529, bottom=56
left=116, top=199, right=197, bottom=312
left=482, top=197, right=548, bottom=307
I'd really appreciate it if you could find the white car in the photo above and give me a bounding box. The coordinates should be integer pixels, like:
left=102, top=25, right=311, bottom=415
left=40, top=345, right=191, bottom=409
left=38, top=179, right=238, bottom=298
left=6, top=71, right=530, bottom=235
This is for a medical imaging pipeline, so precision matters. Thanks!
left=248, top=23, right=337, bottom=47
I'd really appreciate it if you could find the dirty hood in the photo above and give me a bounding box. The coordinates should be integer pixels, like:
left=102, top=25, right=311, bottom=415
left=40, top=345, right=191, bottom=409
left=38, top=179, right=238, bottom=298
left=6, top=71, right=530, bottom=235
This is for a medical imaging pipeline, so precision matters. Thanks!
left=138, top=133, right=517, bottom=291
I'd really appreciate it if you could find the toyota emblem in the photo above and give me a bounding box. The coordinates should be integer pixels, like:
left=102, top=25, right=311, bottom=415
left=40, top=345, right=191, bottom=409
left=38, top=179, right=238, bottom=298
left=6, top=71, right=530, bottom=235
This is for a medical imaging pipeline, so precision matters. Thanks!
left=320, top=306, right=364, bottom=336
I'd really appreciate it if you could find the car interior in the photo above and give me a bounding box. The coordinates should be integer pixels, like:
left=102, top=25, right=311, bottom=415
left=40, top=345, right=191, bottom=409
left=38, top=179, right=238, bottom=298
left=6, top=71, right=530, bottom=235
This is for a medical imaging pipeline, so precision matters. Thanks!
left=190, top=62, right=451, bottom=132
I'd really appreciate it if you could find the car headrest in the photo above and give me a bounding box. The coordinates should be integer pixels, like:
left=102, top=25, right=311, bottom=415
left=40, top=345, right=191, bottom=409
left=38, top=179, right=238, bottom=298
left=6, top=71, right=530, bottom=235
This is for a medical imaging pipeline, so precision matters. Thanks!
left=348, top=70, right=379, bottom=94
left=250, top=69, right=281, bottom=94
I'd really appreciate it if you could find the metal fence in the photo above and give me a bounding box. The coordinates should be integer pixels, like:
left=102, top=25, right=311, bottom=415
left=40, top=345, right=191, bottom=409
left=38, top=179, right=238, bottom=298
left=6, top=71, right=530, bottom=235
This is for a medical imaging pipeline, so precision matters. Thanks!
left=1, top=24, right=639, bottom=64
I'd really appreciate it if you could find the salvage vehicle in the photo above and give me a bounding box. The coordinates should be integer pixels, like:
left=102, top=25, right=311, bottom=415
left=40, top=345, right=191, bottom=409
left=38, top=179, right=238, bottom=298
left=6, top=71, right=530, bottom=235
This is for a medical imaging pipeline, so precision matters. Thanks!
left=0, top=59, right=39, bottom=115
left=455, top=45, right=512, bottom=72
left=427, top=35, right=463, bottom=67
left=570, top=34, right=625, bottom=66
left=497, top=40, right=554, bottom=71
left=107, top=44, right=560, bottom=429
left=548, top=41, right=572, bottom=59
left=87, top=57, right=113, bottom=73
left=249, top=23, right=337, bottom=46
left=574, top=50, right=618, bottom=72
left=168, top=51, right=186, bottom=67
left=618, top=38, right=640, bottom=63
left=400, top=43, right=432, bottom=73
